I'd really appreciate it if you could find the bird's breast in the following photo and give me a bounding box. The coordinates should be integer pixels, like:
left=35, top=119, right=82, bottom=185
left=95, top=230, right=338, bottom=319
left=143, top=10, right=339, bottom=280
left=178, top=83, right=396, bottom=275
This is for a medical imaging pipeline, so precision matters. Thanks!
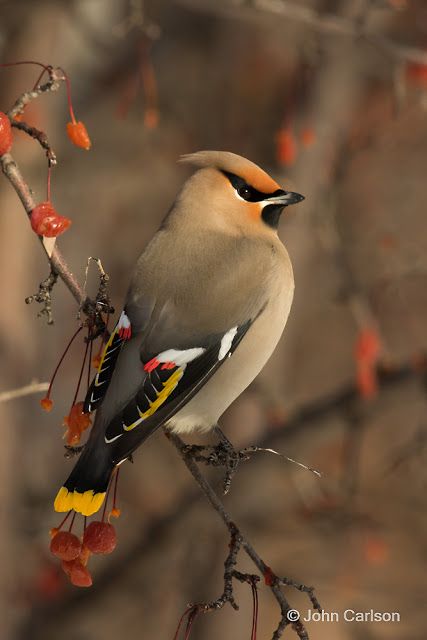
left=167, top=249, right=294, bottom=433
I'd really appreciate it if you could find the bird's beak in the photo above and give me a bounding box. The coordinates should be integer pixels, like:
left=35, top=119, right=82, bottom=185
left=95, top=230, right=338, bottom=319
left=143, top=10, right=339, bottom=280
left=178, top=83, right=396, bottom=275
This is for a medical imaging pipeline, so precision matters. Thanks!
left=267, top=191, right=305, bottom=207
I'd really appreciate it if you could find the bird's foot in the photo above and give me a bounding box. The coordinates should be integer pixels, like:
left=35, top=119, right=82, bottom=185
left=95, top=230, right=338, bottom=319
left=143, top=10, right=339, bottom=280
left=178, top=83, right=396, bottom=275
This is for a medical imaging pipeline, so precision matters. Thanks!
left=182, top=427, right=250, bottom=495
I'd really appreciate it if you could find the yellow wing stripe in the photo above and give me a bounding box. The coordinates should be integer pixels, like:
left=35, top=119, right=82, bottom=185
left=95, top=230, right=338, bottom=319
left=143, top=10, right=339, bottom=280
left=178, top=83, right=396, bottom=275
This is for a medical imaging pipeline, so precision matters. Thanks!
left=96, top=328, right=119, bottom=375
left=54, top=486, right=106, bottom=516
left=123, top=368, right=183, bottom=432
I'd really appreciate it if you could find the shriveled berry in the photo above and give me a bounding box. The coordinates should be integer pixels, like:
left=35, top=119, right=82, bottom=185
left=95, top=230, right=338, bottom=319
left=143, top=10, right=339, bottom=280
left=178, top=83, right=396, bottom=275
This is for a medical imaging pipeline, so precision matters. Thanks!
left=30, top=202, right=72, bottom=238
left=0, top=112, right=12, bottom=155
left=66, top=121, right=91, bottom=150
left=69, top=561, right=93, bottom=587
left=61, top=559, right=74, bottom=577
left=50, top=531, right=82, bottom=561
left=63, top=402, right=92, bottom=446
left=70, top=564, right=92, bottom=587
left=40, top=396, right=53, bottom=412
left=83, top=521, right=117, bottom=555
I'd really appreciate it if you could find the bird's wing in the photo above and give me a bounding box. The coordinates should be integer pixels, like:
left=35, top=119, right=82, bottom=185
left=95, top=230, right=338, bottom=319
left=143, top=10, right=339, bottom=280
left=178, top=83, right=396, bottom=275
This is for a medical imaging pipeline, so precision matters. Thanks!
left=83, top=310, right=133, bottom=414
left=85, top=229, right=275, bottom=463
left=103, top=317, right=255, bottom=464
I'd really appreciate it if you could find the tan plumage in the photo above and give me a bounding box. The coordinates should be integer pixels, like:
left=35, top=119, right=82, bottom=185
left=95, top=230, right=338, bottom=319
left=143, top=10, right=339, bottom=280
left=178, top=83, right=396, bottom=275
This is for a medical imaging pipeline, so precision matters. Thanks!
left=54, top=151, right=304, bottom=516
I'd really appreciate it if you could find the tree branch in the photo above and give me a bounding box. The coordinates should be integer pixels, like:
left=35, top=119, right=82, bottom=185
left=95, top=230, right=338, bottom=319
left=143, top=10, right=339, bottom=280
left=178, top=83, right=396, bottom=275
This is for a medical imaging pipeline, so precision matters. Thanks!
left=166, top=431, right=320, bottom=639
left=0, top=381, right=49, bottom=403
left=1, top=151, right=91, bottom=309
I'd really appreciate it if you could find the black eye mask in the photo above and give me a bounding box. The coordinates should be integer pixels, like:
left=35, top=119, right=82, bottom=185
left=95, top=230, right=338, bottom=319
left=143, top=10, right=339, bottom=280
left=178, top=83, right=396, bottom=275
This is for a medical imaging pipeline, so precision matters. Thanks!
left=221, top=171, right=285, bottom=203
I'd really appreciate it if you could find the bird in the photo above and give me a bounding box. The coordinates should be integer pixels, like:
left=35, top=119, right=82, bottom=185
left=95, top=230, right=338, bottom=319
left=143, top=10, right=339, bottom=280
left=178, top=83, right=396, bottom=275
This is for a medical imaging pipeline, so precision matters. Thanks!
left=54, top=150, right=304, bottom=516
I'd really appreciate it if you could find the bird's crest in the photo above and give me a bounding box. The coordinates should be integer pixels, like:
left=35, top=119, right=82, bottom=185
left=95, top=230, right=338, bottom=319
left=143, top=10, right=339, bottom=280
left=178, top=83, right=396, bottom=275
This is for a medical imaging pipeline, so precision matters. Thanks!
left=180, top=150, right=281, bottom=195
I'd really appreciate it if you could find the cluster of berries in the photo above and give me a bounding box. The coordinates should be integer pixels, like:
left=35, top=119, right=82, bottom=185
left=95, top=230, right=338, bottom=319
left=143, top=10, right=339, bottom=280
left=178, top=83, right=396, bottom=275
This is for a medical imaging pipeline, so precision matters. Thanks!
left=0, top=62, right=92, bottom=238
left=50, top=520, right=117, bottom=587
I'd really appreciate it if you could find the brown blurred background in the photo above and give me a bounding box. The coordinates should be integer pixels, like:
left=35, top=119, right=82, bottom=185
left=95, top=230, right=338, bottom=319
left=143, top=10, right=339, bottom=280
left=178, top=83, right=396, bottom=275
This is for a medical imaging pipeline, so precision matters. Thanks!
left=0, top=0, right=426, bottom=638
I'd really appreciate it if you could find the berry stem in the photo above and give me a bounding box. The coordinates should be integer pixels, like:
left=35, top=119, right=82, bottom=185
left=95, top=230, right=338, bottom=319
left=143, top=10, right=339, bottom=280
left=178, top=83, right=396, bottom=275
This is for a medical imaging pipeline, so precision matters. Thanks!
left=184, top=607, right=199, bottom=640
left=101, top=475, right=113, bottom=523
left=59, top=68, right=76, bottom=124
left=45, top=326, right=83, bottom=401
left=71, top=330, right=90, bottom=407
left=0, top=60, right=50, bottom=71
left=68, top=512, right=76, bottom=533
left=56, top=510, right=72, bottom=532
left=250, top=579, right=259, bottom=640
left=32, top=66, right=49, bottom=91
left=173, top=606, right=194, bottom=640
left=112, top=467, right=120, bottom=512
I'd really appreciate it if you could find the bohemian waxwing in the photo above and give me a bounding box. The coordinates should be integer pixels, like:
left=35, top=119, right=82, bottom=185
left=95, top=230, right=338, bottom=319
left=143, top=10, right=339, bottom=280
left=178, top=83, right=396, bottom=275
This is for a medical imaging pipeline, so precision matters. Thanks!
left=54, top=150, right=304, bottom=516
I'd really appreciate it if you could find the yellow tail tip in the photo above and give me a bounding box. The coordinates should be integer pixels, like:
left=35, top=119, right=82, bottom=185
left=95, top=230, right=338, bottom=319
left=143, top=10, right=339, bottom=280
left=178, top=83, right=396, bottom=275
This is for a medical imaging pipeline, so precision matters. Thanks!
left=54, top=486, right=106, bottom=516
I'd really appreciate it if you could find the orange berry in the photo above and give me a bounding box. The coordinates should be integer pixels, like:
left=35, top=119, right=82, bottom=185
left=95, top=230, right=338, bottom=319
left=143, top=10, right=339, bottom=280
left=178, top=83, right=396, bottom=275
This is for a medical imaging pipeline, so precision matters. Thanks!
left=276, top=126, right=297, bottom=167
left=300, top=127, right=316, bottom=148
left=30, top=202, right=72, bottom=238
left=50, top=531, right=82, bottom=561
left=0, top=111, right=13, bottom=155
left=405, top=61, right=427, bottom=88
left=66, top=121, right=91, bottom=150
left=144, top=107, right=159, bottom=129
left=83, top=521, right=117, bottom=555
left=354, top=329, right=381, bottom=365
left=109, top=507, right=121, bottom=520
left=363, top=536, right=389, bottom=566
left=40, top=396, right=53, bottom=412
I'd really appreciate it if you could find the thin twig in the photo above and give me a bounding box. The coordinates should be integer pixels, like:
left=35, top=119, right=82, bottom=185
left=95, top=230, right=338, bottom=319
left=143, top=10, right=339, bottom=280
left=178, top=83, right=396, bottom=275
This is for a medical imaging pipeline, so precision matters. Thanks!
left=11, top=120, right=57, bottom=166
left=167, top=431, right=319, bottom=639
left=6, top=65, right=64, bottom=119
left=25, top=268, right=58, bottom=324
left=0, top=381, right=49, bottom=403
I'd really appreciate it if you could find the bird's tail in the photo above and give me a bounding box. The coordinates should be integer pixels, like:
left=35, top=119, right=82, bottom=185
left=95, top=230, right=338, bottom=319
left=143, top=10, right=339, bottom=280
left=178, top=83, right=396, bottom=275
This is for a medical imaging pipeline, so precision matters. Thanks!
left=54, top=445, right=115, bottom=517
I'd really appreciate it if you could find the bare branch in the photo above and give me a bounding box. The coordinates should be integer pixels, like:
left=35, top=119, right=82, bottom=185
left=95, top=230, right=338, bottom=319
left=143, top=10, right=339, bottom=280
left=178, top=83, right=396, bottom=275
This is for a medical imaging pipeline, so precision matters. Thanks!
left=6, top=65, right=64, bottom=119
left=11, top=120, right=57, bottom=166
left=1, top=65, right=113, bottom=323
left=166, top=431, right=320, bottom=639
left=0, top=150, right=92, bottom=310
left=0, top=381, right=49, bottom=403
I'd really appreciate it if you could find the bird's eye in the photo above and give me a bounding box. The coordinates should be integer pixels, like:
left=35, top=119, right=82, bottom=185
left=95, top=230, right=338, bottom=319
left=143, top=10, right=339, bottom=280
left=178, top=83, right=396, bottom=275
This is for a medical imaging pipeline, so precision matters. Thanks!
left=238, top=185, right=252, bottom=200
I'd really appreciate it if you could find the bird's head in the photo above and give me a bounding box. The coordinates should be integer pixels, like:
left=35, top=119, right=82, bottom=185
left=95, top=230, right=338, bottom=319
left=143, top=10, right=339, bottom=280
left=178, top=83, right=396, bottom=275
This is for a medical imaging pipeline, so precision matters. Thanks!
left=178, top=150, right=304, bottom=234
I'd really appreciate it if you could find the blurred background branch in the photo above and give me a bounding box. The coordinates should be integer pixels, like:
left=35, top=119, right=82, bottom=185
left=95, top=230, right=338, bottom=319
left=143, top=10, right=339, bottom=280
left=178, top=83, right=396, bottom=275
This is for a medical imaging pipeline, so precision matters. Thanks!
left=177, top=0, right=427, bottom=64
